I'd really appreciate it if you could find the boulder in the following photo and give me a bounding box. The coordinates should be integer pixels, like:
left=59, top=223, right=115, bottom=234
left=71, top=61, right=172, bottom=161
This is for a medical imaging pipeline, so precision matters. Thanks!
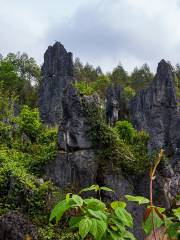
left=39, top=42, right=74, bottom=126
left=0, top=211, right=38, bottom=240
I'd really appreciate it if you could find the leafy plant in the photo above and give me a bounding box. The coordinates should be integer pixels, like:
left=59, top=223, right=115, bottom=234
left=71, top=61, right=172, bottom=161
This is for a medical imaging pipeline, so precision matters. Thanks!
left=127, top=149, right=180, bottom=239
left=74, top=81, right=96, bottom=95
left=50, top=185, right=135, bottom=240
left=16, top=105, right=42, bottom=141
left=115, top=120, right=136, bottom=144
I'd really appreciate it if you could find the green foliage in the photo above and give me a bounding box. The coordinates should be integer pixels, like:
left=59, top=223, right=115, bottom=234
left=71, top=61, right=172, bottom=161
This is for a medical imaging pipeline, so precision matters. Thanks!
left=49, top=178, right=179, bottom=240
left=0, top=60, right=19, bottom=89
left=114, top=121, right=150, bottom=174
left=0, top=147, right=52, bottom=217
left=110, top=64, right=128, bottom=86
left=0, top=82, right=16, bottom=121
left=125, top=195, right=150, bottom=205
left=83, top=98, right=150, bottom=174
left=94, top=75, right=111, bottom=98
left=16, top=105, right=42, bottom=141
left=50, top=185, right=135, bottom=240
left=0, top=90, right=59, bottom=229
left=75, top=81, right=96, bottom=95
left=129, top=64, right=154, bottom=91
left=74, top=58, right=102, bottom=83
left=115, top=120, right=136, bottom=144
left=5, top=52, right=41, bottom=85
left=0, top=52, right=41, bottom=107
left=123, top=86, right=136, bottom=102
left=38, top=224, right=78, bottom=240
left=74, top=75, right=111, bottom=99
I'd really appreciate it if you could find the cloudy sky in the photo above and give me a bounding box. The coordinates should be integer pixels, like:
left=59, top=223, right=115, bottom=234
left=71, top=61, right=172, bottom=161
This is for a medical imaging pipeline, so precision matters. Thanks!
left=1, top=0, right=180, bottom=72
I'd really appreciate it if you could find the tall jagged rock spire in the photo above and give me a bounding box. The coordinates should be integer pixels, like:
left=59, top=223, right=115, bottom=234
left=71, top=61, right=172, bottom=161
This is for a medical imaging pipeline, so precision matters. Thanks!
left=130, top=59, right=180, bottom=209
left=130, top=59, right=179, bottom=152
left=39, top=42, right=74, bottom=125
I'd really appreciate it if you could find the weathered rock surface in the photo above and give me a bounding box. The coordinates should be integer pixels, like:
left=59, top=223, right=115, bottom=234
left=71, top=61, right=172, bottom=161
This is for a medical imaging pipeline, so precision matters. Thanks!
left=45, top=84, right=146, bottom=239
left=130, top=59, right=180, bottom=153
left=45, top=58, right=179, bottom=240
left=0, top=211, right=38, bottom=240
left=106, top=84, right=128, bottom=126
left=46, top=150, right=97, bottom=189
left=46, top=84, right=99, bottom=190
left=39, top=42, right=74, bottom=126
left=130, top=59, right=180, bottom=208
left=58, top=84, right=97, bottom=151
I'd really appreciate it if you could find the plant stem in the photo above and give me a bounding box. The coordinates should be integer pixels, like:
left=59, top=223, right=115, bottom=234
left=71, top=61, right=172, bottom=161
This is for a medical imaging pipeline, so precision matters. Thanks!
left=150, top=175, right=157, bottom=240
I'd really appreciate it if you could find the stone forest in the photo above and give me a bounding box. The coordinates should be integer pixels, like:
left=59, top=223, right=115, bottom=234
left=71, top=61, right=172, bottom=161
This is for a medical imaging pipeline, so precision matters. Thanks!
left=0, top=42, right=179, bottom=239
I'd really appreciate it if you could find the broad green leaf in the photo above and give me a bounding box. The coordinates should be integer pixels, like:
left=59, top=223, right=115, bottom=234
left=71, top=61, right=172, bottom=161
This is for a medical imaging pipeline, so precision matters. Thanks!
left=88, top=209, right=107, bottom=221
left=100, top=186, right=113, bottom=192
left=72, top=194, right=83, bottom=207
left=167, top=222, right=180, bottom=238
left=79, top=184, right=99, bottom=194
left=115, top=207, right=133, bottom=227
left=66, top=193, right=71, bottom=201
left=111, top=201, right=126, bottom=209
left=125, top=195, right=149, bottom=205
left=96, top=219, right=107, bottom=240
left=143, top=208, right=164, bottom=234
left=89, top=218, right=98, bottom=238
left=110, top=225, right=118, bottom=231
left=50, top=199, right=71, bottom=223
left=123, top=231, right=136, bottom=240
left=79, top=217, right=92, bottom=239
left=155, top=206, right=165, bottom=213
left=107, top=229, right=122, bottom=239
left=69, top=216, right=83, bottom=228
left=173, top=207, right=180, bottom=221
left=164, top=217, right=173, bottom=228
left=84, top=198, right=106, bottom=211
left=111, top=217, right=126, bottom=232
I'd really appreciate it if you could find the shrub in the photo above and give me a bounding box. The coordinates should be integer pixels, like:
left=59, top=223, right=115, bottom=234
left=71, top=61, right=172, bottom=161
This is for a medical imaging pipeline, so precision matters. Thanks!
left=50, top=185, right=136, bottom=240
left=114, top=120, right=136, bottom=144
left=17, top=105, right=42, bottom=141
left=50, top=152, right=180, bottom=240
left=82, top=97, right=150, bottom=174
left=123, top=86, right=135, bottom=102
left=74, top=81, right=96, bottom=95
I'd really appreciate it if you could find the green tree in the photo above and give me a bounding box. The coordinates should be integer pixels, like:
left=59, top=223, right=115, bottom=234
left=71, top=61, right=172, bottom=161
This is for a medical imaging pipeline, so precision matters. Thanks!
left=110, top=64, right=128, bottom=86
left=5, top=52, right=41, bottom=85
left=17, top=105, right=42, bottom=141
left=74, top=57, right=101, bottom=83
left=130, top=64, right=153, bottom=91
left=0, top=52, right=40, bottom=107
left=0, top=59, right=19, bottom=90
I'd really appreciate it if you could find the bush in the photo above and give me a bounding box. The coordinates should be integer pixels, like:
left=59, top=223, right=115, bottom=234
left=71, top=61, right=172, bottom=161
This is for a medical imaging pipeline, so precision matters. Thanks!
left=17, top=105, right=42, bottom=141
left=74, top=81, right=96, bottom=95
left=115, top=120, right=136, bottom=144
left=50, top=185, right=136, bottom=240
left=123, top=86, right=135, bottom=102
left=0, top=101, right=59, bottom=225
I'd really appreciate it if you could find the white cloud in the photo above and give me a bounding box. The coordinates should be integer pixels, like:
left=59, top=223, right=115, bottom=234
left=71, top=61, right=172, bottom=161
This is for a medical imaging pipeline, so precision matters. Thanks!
left=1, top=0, right=180, bottom=72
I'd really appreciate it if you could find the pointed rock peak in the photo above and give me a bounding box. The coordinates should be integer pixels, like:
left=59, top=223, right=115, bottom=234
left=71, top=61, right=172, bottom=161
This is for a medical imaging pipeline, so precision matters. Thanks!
left=42, top=41, right=73, bottom=77
left=151, top=59, right=177, bottom=107
left=156, top=59, right=173, bottom=79
left=39, top=42, right=74, bottom=125
left=46, top=41, right=70, bottom=55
